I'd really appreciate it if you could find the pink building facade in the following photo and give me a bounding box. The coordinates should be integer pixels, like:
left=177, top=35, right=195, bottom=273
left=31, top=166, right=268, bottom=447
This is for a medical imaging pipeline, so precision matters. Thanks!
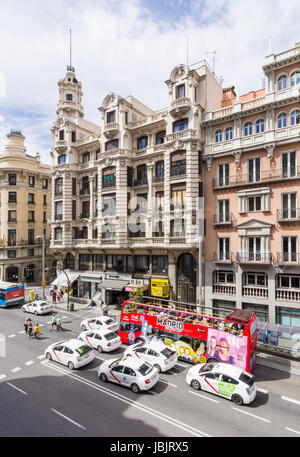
left=202, top=42, right=300, bottom=326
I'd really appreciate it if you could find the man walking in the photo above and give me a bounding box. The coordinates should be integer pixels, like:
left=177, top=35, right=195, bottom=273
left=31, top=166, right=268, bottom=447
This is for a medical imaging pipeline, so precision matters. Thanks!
left=50, top=313, right=57, bottom=331
left=102, top=303, right=108, bottom=316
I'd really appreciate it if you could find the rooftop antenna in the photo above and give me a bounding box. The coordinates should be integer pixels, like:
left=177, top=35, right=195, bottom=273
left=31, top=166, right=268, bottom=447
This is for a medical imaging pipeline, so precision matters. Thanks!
left=67, top=28, right=75, bottom=72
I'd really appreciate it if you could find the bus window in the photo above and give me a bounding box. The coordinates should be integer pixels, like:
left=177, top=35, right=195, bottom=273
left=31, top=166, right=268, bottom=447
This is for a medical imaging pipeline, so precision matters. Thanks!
left=178, top=336, right=192, bottom=345
left=0, top=290, right=5, bottom=301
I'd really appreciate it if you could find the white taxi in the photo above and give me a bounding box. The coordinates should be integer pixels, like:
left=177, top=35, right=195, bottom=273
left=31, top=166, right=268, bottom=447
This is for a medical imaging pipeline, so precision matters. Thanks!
left=22, top=300, right=52, bottom=316
left=186, top=362, right=256, bottom=405
left=80, top=316, right=119, bottom=333
left=124, top=340, right=177, bottom=373
left=78, top=330, right=122, bottom=353
left=45, top=339, right=95, bottom=370
left=98, top=356, right=159, bottom=393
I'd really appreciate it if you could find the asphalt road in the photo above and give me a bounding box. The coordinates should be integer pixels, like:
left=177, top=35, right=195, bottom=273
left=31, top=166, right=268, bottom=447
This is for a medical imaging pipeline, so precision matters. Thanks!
left=0, top=306, right=300, bottom=438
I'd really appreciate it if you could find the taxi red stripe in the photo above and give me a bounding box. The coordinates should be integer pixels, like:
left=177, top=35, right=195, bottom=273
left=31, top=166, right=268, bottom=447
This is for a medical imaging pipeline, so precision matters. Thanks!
left=53, top=350, right=62, bottom=362
left=204, top=378, right=219, bottom=394
left=109, top=371, right=121, bottom=384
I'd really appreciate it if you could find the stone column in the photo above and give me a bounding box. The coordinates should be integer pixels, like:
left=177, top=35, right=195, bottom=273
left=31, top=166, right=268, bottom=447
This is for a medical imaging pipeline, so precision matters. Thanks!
left=146, top=163, right=154, bottom=239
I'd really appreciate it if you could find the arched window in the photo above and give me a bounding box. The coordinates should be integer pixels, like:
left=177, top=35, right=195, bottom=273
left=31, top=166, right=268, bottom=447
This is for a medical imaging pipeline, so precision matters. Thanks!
left=277, top=74, right=287, bottom=91
left=255, top=119, right=265, bottom=134
left=290, top=71, right=300, bottom=87
left=244, top=122, right=253, bottom=136
left=277, top=113, right=287, bottom=129
left=225, top=127, right=233, bottom=141
left=215, top=129, right=222, bottom=143
left=291, top=110, right=300, bottom=126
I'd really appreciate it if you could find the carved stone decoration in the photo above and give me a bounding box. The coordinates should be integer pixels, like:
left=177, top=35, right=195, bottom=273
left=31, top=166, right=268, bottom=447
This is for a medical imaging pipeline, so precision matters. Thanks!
left=105, top=158, right=113, bottom=167
left=232, top=150, right=242, bottom=168
left=203, top=155, right=212, bottom=172
left=265, top=143, right=275, bottom=161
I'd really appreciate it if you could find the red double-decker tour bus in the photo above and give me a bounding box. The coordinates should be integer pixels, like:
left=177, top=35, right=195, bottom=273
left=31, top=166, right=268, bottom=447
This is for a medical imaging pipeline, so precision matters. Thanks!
left=119, top=297, right=257, bottom=373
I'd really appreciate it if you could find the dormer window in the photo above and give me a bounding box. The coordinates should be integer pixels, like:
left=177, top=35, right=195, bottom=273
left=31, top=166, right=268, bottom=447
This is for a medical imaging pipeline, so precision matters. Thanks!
left=107, top=111, right=115, bottom=123
left=66, top=93, right=73, bottom=101
left=176, top=84, right=185, bottom=98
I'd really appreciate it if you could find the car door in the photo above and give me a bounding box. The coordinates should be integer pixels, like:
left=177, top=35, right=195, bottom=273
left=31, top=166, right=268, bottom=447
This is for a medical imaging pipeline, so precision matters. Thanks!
left=108, top=364, right=125, bottom=385
left=122, top=366, right=137, bottom=387
left=95, top=320, right=104, bottom=331
left=52, top=344, right=66, bottom=365
left=63, top=346, right=74, bottom=366
left=84, top=332, right=95, bottom=347
left=87, top=319, right=96, bottom=330
left=146, top=348, right=160, bottom=365
left=218, top=374, right=239, bottom=399
left=93, top=333, right=103, bottom=349
left=203, top=372, right=222, bottom=395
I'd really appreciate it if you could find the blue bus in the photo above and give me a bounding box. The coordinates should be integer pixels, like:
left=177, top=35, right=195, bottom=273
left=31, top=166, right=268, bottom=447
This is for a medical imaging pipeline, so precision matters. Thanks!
left=0, top=282, right=25, bottom=307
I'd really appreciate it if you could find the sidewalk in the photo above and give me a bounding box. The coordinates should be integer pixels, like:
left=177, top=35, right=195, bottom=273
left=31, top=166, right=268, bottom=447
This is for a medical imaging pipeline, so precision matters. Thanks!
left=52, top=300, right=122, bottom=321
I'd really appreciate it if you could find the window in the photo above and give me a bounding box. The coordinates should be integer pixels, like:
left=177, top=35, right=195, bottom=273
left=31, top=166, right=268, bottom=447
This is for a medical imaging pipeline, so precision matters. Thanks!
left=156, top=131, right=166, bottom=145
left=82, top=152, right=90, bottom=163
left=290, top=71, right=300, bottom=87
left=215, top=129, right=222, bottom=143
left=282, top=236, right=297, bottom=262
left=282, top=192, right=297, bottom=219
left=176, top=84, right=185, bottom=98
left=171, top=186, right=186, bottom=210
left=291, top=110, right=300, bottom=126
left=124, top=111, right=128, bottom=125
left=66, top=93, right=73, bottom=101
left=214, top=271, right=235, bottom=284
left=277, top=274, right=300, bottom=289
left=43, top=211, right=47, bottom=223
left=28, top=210, right=35, bottom=222
left=8, top=229, right=16, bottom=246
left=221, top=375, right=238, bottom=385
left=243, top=272, right=267, bottom=286
left=244, top=122, right=253, bottom=136
left=155, top=161, right=164, bottom=178
left=59, top=130, right=64, bottom=140
left=137, top=136, right=148, bottom=150
left=277, top=74, right=287, bottom=91
left=123, top=367, right=136, bottom=376
left=152, top=256, right=168, bottom=274
left=8, top=192, right=17, bottom=203
left=54, top=227, right=63, bottom=241
left=217, top=199, right=230, bottom=223
left=43, top=194, right=47, bottom=205
left=55, top=178, right=63, bottom=195
left=225, top=127, right=233, bottom=141
left=55, top=201, right=63, bottom=219
left=218, top=163, right=229, bottom=187
left=248, top=237, right=261, bottom=261
left=28, top=229, right=34, bottom=245
left=107, top=111, right=115, bottom=123
left=248, top=196, right=261, bottom=212
left=71, top=131, right=76, bottom=143
left=42, top=178, right=48, bottom=189
left=277, top=113, right=287, bottom=129
left=58, top=154, right=66, bottom=164
left=173, top=118, right=188, bottom=132
left=218, top=238, right=230, bottom=261
left=248, top=157, right=261, bottom=183
left=281, top=151, right=296, bottom=178
left=9, top=174, right=16, bottom=185
left=105, top=139, right=119, bottom=151
left=28, top=193, right=35, bottom=203
left=255, top=119, right=265, bottom=134
left=28, top=248, right=34, bottom=257
left=170, top=219, right=185, bottom=236
left=134, top=255, right=149, bottom=273
left=8, top=250, right=16, bottom=259
left=8, top=210, right=17, bottom=222
left=28, top=176, right=35, bottom=187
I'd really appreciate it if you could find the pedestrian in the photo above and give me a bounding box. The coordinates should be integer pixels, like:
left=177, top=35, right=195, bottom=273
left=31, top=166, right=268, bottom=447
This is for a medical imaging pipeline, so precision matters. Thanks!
left=50, top=313, right=57, bottom=331
left=24, top=319, right=29, bottom=335
left=52, top=290, right=57, bottom=304
left=28, top=322, right=33, bottom=339
left=88, top=299, right=96, bottom=308
left=56, top=315, right=63, bottom=331
left=34, top=323, right=40, bottom=339
left=60, top=288, right=64, bottom=302
left=102, top=303, right=108, bottom=316
left=57, top=290, right=61, bottom=303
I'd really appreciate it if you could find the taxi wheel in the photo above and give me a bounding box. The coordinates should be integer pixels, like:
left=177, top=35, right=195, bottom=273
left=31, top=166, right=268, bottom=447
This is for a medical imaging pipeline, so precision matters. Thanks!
left=46, top=352, right=52, bottom=361
left=131, top=383, right=140, bottom=394
left=154, top=364, right=161, bottom=373
left=81, top=325, right=86, bottom=331
left=100, top=373, right=107, bottom=382
left=232, top=394, right=243, bottom=405
left=191, top=379, right=201, bottom=391
left=22, top=308, right=26, bottom=312
left=68, top=361, right=75, bottom=370
left=97, top=345, right=103, bottom=353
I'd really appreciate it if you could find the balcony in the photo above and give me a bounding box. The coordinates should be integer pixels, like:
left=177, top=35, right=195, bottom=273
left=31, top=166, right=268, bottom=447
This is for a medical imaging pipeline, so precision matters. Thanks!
left=213, top=252, right=233, bottom=263
left=55, top=214, right=63, bottom=221
left=212, top=284, right=236, bottom=295
left=170, top=165, right=186, bottom=178
left=102, top=178, right=116, bottom=189
left=152, top=175, right=164, bottom=184
left=79, top=187, right=90, bottom=195
left=80, top=213, right=90, bottom=219
left=213, top=213, right=232, bottom=226
left=133, top=177, right=148, bottom=187
left=165, top=129, right=198, bottom=144
left=277, top=208, right=300, bottom=223
left=277, top=253, right=300, bottom=265
left=242, top=285, right=268, bottom=298
left=213, top=167, right=300, bottom=190
left=236, top=252, right=272, bottom=263
left=276, top=288, right=300, bottom=302
left=54, top=190, right=63, bottom=197
left=169, top=97, right=191, bottom=118
left=103, top=122, right=119, bottom=138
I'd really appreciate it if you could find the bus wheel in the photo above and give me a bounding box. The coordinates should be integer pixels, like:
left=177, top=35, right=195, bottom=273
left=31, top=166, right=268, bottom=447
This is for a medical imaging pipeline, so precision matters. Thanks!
left=191, top=379, right=201, bottom=391
left=232, top=394, right=243, bottom=405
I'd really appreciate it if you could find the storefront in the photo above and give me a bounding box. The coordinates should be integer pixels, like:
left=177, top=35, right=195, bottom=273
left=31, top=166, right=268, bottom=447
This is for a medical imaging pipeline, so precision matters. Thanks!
left=98, top=274, right=132, bottom=305
left=52, top=271, right=103, bottom=301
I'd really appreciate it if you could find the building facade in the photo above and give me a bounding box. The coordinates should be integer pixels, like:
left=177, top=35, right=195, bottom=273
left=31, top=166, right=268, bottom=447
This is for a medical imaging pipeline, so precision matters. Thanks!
left=203, top=42, right=300, bottom=326
left=50, top=63, right=222, bottom=304
left=0, top=131, right=53, bottom=284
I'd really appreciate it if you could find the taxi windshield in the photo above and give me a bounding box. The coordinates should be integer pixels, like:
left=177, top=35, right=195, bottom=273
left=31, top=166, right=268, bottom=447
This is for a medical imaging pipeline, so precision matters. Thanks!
left=160, top=347, right=175, bottom=358
left=138, top=363, right=152, bottom=376
left=75, top=344, right=93, bottom=355
left=199, top=363, right=219, bottom=373
left=109, top=359, right=121, bottom=368
left=104, top=318, right=115, bottom=325
left=239, top=372, right=255, bottom=386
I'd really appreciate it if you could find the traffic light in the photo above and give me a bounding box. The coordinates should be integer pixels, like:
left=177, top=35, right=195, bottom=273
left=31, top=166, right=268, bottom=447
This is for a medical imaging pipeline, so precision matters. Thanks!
left=24, top=267, right=29, bottom=278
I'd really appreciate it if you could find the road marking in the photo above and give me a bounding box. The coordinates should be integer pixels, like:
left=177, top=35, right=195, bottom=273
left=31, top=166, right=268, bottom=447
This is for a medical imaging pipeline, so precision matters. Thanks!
left=8, top=334, right=16, bottom=338
left=25, top=361, right=34, bottom=366
left=257, top=388, right=268, bottom=394
left=188, top=390, right=219, bottom=404
left=285, top=427, right=300, bottom=435
left=0, top=375, right=7, bottom=381
left=281, top=396, right=300, bottom=406
left=232, top=407, right=271, bottom=423
left=51, top=409, right=86, bottom=430
left=43, top=361, right=211, bottom=437
left=11, top=367, right=21, bottom=373
left=37, top=355, right=45, bottom=360
left=159, top=379, right=178, bottom=388
left=7, top=382, right=28, bottom=395
left=19, top=331, right=26, bottom=334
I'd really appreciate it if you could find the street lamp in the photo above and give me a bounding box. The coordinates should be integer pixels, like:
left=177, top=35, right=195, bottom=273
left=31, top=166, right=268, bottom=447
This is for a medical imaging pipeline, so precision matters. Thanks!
left=56, top=260, right=73, bottom=311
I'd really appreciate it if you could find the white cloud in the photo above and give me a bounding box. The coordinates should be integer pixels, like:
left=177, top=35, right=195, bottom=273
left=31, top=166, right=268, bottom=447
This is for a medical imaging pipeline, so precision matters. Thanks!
left=0, top=0, right=299, bottom=163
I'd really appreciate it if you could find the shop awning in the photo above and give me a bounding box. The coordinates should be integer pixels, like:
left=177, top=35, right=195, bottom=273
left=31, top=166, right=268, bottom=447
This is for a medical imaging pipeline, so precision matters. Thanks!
left=51, top=271, right=80, bottom=288
left=99, top=279, right=129, bottom=291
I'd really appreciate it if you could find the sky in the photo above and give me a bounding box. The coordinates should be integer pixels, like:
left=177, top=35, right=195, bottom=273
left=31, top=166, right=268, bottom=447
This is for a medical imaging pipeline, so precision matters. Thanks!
left=0, top=0, right=300, bottom=164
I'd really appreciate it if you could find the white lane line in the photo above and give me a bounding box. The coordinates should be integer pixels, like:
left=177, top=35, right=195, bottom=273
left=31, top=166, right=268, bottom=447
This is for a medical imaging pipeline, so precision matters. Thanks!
left=51, top=409, right=86, bottom=430
left=159, top=379, right=178, bottom=388
left=232, top=407, right=271, bottom=423
left=7, top=382, right=28, bottom=395
left=37, top=355, right=45, bottom=360
left=281, top=396, right=300, bottom=406
left=189, top=390, right=219, bottom=404
left=25, top=361, right=34, bottom=366
left=11, top=367, right=21, bottom=373
left=257, top=387, right=268, bottom=394
left=285, top=427, right=300, bottom=435
left=8, top=334, right=16, bottom=338
left=19, top=331, right=26, bottom=334
left=0, top=375, right=7, bottom=381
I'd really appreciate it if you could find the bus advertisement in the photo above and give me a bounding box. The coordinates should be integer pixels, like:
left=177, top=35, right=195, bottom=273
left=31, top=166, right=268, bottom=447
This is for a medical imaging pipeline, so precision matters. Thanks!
left=119, top=298, right=257, bottom=373
left=0, top=282, right=25, bottom=307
